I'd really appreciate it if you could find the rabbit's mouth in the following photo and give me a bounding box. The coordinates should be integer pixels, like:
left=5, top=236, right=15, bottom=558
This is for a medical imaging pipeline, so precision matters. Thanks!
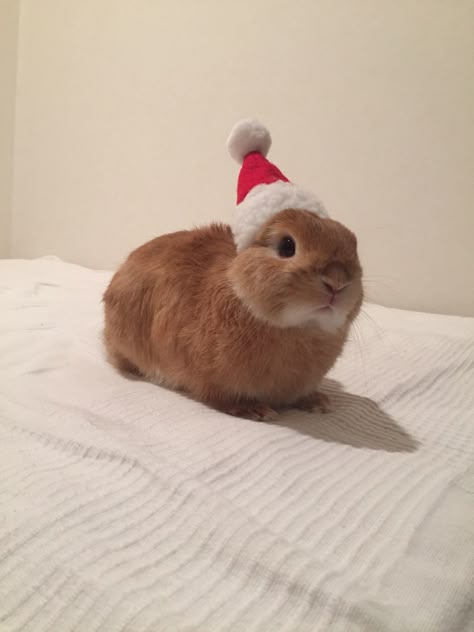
left=274, top=300, right=348, bottom=331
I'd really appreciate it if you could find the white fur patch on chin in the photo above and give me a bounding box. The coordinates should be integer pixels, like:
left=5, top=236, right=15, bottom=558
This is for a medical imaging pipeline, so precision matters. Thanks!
left=278, top=303, right=347, bottom=332
left=233, top=280, right=347, bottom=332
left=278, top=303, right=319, bottom=327
left=312, top=307, right=347, bottom=332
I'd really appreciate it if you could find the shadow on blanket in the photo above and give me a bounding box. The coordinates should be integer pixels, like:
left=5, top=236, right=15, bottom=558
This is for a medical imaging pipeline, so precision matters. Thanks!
left=118, top=369, right=418, bottom=453
left=272, top=379, right=419, bottom=453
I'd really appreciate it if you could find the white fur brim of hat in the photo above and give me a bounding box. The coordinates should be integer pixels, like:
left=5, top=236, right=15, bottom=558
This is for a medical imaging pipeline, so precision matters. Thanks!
left=227, top=119, right=328, bottom=251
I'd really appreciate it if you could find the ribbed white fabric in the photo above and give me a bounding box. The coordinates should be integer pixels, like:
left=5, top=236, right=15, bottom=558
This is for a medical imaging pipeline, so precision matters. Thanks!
left=0, top=257, right=473, bottom=632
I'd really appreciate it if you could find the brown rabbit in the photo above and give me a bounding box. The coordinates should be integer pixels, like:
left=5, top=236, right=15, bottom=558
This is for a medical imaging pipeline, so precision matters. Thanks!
left=103, top=120, right=363, bottom=420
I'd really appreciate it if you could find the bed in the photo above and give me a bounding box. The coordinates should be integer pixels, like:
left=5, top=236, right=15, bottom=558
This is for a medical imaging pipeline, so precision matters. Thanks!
left=1, top=256, right=473, bottom=632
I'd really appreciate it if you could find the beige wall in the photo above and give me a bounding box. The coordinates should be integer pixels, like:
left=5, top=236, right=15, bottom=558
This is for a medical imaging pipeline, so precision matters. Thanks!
left=10, top=1, right=474, bottom=316
left=0, top=0, right=19, bottom=257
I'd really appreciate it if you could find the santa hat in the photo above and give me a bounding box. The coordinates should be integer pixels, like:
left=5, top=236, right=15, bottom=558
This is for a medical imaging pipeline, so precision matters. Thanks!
left=227, top=118, right=328, bottom=251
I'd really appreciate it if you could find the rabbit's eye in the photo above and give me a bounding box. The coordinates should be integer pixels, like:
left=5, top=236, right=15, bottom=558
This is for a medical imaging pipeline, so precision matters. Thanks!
left=277, top=236, right=296, bottom=258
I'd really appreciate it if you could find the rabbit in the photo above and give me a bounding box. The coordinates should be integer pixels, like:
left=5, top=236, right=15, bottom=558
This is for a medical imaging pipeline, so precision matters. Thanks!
left=103, top=207, right=363, bottom=420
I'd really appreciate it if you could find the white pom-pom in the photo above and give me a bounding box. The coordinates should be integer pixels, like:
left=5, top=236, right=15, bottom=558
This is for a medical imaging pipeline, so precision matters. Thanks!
left=226, top=118, right=272, bottom=164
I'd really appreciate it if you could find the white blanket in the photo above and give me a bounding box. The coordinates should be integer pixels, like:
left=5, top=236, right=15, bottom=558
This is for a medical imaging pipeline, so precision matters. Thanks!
left=0, top=256, right=473, bottom=632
